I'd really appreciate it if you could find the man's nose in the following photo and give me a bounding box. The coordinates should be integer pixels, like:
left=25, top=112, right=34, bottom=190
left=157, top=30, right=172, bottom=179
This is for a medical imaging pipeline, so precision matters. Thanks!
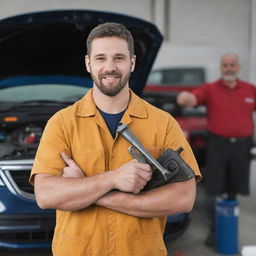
left=104, top=60, right=117, bottom=72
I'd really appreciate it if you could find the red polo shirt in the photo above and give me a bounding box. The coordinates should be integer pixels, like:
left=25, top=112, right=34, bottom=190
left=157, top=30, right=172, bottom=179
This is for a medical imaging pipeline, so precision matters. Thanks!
left=192, top=79, right=256, bottom=137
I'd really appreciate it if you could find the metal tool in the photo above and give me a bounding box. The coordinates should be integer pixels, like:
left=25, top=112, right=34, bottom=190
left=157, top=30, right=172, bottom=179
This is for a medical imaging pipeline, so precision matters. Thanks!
left=117, top=123, right=173, bottom=181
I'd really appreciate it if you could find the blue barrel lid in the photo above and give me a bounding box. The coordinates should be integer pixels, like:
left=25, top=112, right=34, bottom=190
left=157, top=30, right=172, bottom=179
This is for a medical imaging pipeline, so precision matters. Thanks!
left=216, top=198, right=239, bottom=207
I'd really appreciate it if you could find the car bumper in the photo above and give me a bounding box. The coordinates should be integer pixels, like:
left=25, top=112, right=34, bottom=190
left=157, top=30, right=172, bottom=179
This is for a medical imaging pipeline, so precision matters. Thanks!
left=0, top=164, right=55, bottom=249
left=0, top=212, right=55, bottom=249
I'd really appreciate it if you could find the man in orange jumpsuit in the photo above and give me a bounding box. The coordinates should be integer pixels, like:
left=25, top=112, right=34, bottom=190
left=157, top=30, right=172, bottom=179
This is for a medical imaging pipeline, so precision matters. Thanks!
left=30, top=22, right=201, bottom=256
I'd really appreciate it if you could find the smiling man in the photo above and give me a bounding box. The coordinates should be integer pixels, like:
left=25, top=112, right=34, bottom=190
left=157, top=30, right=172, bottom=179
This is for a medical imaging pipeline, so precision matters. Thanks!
left=86, top=36, right=134, bottom=97
left=177, top=53, right=256, bottom=248
left=30, top=23, right=201, bottom=256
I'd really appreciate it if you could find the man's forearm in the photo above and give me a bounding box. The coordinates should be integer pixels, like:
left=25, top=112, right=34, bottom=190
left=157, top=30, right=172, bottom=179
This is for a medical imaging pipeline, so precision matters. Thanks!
left=96, top=178, right=196, bottom=218
left=34, top=158, right=152, bottom=211
left=34, top=171, right=116, bottom=211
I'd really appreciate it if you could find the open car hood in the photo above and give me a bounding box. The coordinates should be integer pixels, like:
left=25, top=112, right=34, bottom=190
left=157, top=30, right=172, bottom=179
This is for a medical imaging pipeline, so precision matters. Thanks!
left=0, top=10, right=163, bottom=95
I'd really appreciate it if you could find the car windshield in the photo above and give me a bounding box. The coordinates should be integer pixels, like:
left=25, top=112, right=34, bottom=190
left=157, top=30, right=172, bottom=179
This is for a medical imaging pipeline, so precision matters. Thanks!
left=147, top=68, right=205, bottom=86
left=161, top=103, right=207, bottom=117
left=0, top=84, right=90, bottom=103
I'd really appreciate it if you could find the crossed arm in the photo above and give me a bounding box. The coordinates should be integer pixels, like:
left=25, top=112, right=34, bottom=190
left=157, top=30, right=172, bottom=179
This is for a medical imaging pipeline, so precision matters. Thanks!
left=34, top=153, right=196, bottom=218
left=95, top=179, right=196, bottom=218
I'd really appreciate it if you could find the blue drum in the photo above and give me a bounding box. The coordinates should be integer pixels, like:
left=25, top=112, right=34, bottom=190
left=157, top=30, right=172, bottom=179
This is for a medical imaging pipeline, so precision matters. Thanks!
left=215, top=198, right=239, bottom=254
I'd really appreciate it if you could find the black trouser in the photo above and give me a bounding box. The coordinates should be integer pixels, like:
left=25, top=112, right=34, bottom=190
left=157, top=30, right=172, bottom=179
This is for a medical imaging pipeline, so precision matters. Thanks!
left=204, top=132, right=252, bottom=233
left=205, top=132, right=251, bottom=195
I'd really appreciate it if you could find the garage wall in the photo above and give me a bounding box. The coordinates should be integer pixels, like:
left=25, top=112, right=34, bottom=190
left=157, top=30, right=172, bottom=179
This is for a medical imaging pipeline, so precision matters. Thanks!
left=0, top=0, right=254, bottom=83
left=250, top=0, right=256, bottom=83
left=156, top=0, right=251, bottom=82
left=0, top=0, right=153, bottom=21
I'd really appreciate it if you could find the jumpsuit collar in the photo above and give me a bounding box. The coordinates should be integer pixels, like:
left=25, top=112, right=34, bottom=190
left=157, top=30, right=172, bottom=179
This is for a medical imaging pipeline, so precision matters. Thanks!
left=76, top=88, right=148, bottom=123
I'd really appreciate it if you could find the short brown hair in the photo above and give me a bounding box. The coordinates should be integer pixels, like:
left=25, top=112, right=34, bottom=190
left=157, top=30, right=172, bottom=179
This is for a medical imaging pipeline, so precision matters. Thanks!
left=86, top=22, right=134, bottom=57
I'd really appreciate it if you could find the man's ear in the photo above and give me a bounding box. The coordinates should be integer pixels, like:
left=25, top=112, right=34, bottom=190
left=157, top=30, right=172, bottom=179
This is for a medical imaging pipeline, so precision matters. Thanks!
left=85, top=55, right=91, bottom=73
left=237, top=63, right=241, bottom=73
left=131, top=55, right=136, bottom=72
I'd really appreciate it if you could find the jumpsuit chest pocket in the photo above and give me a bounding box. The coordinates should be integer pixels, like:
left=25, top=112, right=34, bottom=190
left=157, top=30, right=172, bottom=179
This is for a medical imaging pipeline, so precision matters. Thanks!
left=73, top=149, right=105, bottom=176
left=147, top=147, right=163, bottom=159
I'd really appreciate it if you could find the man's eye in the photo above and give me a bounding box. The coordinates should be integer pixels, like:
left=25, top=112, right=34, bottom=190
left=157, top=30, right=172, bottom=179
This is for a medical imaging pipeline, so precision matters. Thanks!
left=116, top=56, right=124, bottom=61
left=96, top=57, right=104, bottom=61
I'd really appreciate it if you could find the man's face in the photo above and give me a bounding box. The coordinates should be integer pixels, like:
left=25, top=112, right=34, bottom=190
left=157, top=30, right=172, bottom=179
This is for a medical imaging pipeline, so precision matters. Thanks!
left=220, top=55, right=240, bottom=82
left=85, top=36, right=136, bottom=96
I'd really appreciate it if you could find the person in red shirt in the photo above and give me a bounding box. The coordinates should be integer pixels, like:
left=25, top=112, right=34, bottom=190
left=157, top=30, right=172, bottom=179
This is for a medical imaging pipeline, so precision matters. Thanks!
left=177, top=53, right=256, bottom=248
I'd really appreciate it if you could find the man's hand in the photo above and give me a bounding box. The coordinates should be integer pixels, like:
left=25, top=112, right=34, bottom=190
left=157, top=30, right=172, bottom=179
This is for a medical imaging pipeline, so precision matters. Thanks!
left=61, top=153, right=152, bottom=193
left=177, top=91, right=197, bottom=107
left=113, top=160, right=152, bottom=194
left=61, top=152, right=85, bottom=178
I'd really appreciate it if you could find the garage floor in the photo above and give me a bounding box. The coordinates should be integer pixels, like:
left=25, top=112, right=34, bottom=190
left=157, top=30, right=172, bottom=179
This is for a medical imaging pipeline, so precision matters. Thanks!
left=166, top=184, right=256, bottom=256
left=1, top=184, right=255, bottom=256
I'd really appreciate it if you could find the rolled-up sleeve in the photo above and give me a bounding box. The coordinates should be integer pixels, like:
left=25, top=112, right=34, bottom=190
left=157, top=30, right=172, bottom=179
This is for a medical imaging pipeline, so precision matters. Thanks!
left=29, top=112, right=70, bottom=185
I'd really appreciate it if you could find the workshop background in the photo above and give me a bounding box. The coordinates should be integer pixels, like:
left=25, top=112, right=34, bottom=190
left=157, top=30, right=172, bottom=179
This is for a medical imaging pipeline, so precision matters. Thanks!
left=0, top=0, right=256, bottom=256
left=1, top=0, right=256, bottom=84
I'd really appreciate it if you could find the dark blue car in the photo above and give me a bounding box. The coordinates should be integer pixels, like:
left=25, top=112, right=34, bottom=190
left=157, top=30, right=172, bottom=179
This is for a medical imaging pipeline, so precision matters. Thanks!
left=0, top=10, right=190, bottom=249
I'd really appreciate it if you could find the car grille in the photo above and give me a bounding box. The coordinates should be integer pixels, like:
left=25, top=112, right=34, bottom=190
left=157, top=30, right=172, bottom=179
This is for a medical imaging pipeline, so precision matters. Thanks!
left=0, top=159, right=35, bottom=200
left=9, top=170, right=34, bottom=194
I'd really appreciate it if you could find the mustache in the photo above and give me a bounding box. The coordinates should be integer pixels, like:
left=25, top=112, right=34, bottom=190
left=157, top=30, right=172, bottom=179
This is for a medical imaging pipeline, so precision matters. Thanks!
left=98, top=71, right=121, bottom=78
left=223, top=71, right=236, bottom=75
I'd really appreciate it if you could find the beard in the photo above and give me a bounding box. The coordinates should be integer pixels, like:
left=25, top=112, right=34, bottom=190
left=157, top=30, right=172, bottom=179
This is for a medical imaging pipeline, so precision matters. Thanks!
left=222, top=73, right=237, bottom=82
left=91, top=70, right=131, bottom=97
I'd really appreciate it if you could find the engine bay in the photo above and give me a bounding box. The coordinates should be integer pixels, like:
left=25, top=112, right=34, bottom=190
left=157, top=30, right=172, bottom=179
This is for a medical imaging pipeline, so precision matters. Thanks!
left=0, top=123, right=44, bottom=160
